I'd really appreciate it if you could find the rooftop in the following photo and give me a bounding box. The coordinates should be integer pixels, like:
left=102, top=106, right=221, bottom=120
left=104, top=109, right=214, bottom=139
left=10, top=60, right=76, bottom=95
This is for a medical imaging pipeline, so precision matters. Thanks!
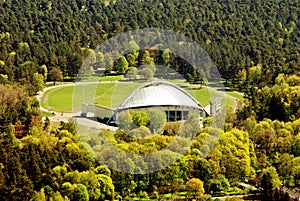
left=117, top=81, right=203, bottom=110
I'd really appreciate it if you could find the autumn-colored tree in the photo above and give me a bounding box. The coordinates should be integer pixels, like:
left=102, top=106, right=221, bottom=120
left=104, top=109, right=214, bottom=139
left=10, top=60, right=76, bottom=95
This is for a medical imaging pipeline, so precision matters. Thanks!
left=186, top=178, right=205, bottom=199
left=49, top=67, right=63, bottom=85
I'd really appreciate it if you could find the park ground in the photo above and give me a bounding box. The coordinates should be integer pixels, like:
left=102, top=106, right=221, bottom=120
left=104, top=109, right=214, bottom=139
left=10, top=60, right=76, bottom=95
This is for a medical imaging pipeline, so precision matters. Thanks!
left=39, top=77, right=243, bottom=115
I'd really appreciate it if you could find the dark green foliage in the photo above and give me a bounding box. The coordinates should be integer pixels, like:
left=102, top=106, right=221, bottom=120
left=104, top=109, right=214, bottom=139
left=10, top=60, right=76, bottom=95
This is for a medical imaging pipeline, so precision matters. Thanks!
left=0, top=0, right=298, bottom=86
left=260, top=167, right=281, bottom=201
left=0, top=0, right=299, bottom=200
left=0, top=139, right=34, bottom=200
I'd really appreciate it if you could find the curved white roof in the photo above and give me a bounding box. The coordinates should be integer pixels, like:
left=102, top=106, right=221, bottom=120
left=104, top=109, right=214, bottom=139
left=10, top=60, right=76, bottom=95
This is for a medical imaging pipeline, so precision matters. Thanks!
left=117, top=81, right=203, bottom=110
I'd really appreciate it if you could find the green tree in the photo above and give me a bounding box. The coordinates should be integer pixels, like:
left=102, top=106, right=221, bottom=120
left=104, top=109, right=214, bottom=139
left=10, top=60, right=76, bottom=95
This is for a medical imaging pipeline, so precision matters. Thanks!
left=97, top=174, right=115, bottom=200
left=0, top=74, right=9, bottom=84
left=115, top=56, right=129, bottom=74
left=179, top=111, right=199, bottom=138
left=51, top=191, right=70, bottom=201
left=139, top=67, right=155, bottom=80
left=260, top=166, right=281, bottom=200
left=105, top=53, right=114, bottom=73
left=96, top=52, right=105, bottom=67
left=0, top=84, right=38, bottom=132
left=162, top=48, right=171, bottom=67
left=126, top=53, right=139, bottom=67
left=125, top=67, right=138, bottom=80
left=225, top=197, right=243, bottom=201
left=72, top=184, right=89, bottom=201
left=31, top=188, right=46, bottom=201
left=128, top=126, right=152, bottom=139
left=32, top=72, right=44, bottom=93
left=208, top=175, right=230, bottom=194
left=142, top=50, right=154, bottom=65
left=117, top=110, right=133, bottom=131
left=78, top=65, right=95, bottom=79
left=131, top=110, right=150, bottom=127
left=40, top=64, right=48, bottom=82
left=128, top=40, right=139, bottom=52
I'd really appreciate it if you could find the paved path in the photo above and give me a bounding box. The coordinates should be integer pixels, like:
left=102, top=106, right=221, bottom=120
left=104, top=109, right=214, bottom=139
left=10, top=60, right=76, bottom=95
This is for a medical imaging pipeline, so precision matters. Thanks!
left=206, top=86, right=241, bottom=112
left=211, top=194, right=257, bottom=200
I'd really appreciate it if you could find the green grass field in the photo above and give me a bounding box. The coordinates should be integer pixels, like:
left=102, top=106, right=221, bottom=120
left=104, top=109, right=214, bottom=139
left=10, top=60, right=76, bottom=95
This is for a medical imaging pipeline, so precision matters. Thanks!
left=225, top=91, right=244, bottom=101
left=41, top=81, right=239, bottom=112
left=99, top=75, right=124, bottom=81
left=41, top=82, right=141, bottom=112
left=41, top=86, right=74, bottom=112
left=41, top=110, right=55, bottom=117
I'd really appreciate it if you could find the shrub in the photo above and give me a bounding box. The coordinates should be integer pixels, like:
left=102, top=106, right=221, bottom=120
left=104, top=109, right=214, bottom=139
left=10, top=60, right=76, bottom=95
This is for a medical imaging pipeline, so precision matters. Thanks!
left=163, top=122, right=181, bottom=136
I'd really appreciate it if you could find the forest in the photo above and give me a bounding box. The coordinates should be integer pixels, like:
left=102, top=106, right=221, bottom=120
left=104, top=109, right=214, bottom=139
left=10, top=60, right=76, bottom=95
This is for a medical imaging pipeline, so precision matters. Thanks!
left=0, top=0, right=300, bottom=201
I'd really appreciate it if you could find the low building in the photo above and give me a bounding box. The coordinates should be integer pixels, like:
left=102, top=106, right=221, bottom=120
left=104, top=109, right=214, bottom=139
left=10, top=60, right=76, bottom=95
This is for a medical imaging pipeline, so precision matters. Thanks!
left=108, top=81, right=206, bottom=125
left=81, top=81, right=221, bottom=126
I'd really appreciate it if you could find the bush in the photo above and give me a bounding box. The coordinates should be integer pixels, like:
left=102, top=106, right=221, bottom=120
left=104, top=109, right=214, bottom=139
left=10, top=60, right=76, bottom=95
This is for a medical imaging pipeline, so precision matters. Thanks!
left=128, top=126, right=152, bottom=139
left=131, top=110, right=150, bottom=127
left=149, top=109, right=167, bottom=133
left=163, top=122, right=181, bottom=136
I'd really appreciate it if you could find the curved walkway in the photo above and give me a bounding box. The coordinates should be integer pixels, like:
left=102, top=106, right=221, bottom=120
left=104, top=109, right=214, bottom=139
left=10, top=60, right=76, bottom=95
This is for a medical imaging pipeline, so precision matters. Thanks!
left=206, top=86, right=242, bottom=112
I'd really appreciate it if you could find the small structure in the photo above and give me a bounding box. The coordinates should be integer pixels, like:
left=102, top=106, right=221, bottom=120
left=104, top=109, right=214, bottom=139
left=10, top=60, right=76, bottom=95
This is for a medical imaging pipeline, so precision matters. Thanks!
left=209, top=97, right=222, bottom=117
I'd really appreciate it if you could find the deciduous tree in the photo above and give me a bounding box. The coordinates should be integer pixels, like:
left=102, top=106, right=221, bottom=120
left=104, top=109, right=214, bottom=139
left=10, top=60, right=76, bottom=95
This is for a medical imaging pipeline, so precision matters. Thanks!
left=49, top=67, right=63, bottom=85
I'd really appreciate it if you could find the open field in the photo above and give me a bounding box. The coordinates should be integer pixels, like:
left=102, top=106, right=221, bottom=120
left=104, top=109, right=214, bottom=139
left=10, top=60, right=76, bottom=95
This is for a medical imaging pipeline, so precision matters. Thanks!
left=225, top=91, right=244, bottom=101
left=41, top=82, right=141, bottom=112
left=41, top=81, right=239, bottom=112
left=41, top=86, right=74, bottom=112
left=95, top=82, right=142, bottom=108
left=40, top=110, right=55, bottom=117
left=99, top=75, right=124, bottom=81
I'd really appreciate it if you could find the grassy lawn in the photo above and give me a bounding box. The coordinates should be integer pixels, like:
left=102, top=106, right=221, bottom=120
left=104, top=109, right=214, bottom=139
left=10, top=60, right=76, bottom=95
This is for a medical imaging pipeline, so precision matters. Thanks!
left=225, top=91, right=244, bottom=101
left=41, top=80, right=239, bottom=112
left=41, top=82, right=141, bottom=112
left=41, top=110, right=55, bottom=117
left=107, top=82, right=142, bottom=108
left=94, top=82, right=141, bottom=108
left=41, top=86, right=74, bottom=112
left=188, top=88, right=212, bottom=106
left=99, top=75, right=124, bottom=81
left=188, top=88, right=233, bottom=107
left=94, top=83, right=117, bottom=107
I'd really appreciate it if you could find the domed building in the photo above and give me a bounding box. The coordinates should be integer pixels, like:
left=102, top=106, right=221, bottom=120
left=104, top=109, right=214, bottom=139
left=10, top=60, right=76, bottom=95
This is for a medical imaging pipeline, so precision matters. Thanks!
left=107, top=81, right=207, bottom=124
